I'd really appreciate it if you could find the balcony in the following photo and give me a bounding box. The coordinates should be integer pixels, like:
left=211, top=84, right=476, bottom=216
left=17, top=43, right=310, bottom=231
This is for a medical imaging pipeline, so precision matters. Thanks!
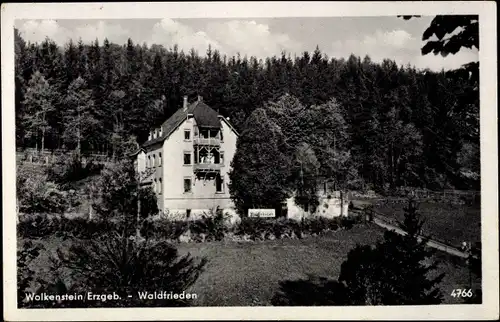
left=193, top=162, right=223, bottom=172
left=193, top=137, right=221, bottom=146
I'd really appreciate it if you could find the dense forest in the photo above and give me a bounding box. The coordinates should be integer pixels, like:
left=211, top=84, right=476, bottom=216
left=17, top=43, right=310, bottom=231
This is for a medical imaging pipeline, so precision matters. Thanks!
left=14, top=24, right=479, bottom=192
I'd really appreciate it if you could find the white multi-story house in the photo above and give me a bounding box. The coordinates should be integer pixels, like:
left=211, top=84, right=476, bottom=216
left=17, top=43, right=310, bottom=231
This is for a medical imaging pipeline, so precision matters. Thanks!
left=132, top=95, right=239, bottom=219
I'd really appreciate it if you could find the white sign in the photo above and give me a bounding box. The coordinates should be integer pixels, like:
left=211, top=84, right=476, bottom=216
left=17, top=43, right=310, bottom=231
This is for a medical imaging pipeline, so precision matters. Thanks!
left=248, top=209, right=275, bottom=218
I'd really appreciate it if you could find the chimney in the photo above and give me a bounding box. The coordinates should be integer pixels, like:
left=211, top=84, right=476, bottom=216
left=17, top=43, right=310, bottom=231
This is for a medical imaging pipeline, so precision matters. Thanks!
left=197, top=95, right=203, bottom=102
left=183, top=96, right=188, bottom=111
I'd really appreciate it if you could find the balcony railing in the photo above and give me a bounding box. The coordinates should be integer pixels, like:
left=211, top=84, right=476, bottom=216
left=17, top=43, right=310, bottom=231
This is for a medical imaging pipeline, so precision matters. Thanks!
left=193, top=137, right=221, bottom=146
left=193, top=162, right=223, bottom=172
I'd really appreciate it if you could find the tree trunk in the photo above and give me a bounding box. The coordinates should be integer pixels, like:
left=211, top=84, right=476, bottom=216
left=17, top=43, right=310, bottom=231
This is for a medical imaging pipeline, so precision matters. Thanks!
left=41, top=112, right=46, bottom=154
left=136, top=191, right=141, bottom=239
left=88, top=189, right=93, bottom=221
left=340, top=190, right=344, bottom=216
left=41, top=128, right=45, bottom=155
left=77, top=107, right=81, bottom=157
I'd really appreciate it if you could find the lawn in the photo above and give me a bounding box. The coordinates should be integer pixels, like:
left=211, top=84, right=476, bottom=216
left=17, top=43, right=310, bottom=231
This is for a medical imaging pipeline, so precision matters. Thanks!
left=371, top=201, right=481, bottom=247
left=20, top=223, right=480, bottom=306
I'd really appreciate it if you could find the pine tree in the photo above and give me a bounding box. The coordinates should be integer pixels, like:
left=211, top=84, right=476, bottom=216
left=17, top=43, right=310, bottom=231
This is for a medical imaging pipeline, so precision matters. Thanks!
left=22, top=71, right=57, bottom=153
left=338, top=198, right=445, bottom=305
left=62, top=77, right=99, bottom=155
left=377, top=198, right=444, bottom=304
left=13, top=31, right=478, bottom=192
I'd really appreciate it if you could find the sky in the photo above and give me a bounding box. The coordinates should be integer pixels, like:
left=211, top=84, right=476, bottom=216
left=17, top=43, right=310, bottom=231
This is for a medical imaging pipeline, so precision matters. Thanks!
left=15, top=16, right=478, bottom=71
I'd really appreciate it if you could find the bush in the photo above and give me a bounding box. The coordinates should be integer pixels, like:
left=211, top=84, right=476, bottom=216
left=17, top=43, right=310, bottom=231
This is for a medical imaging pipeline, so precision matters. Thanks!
left=90, top=161, right=158, bottom=236
left=141, top=219, right=189, bottom=241
left=235, top=218, right=274, bottom=240
left=17, top=210, right=361, bottom=242
left=340, top=216, right=357, bottom=230
left=234, top=216, right=352, bottom=241
left=17, top=166, right=68, bottom=215
left=46, top=152, right=104, bottom=187
left=18, top=240, right=45, bottom=307
left=17, top=214, right=117, bottom=239
left=190, top=211, right=228, bottom=242
left=28, top=232, right=208, bottom=308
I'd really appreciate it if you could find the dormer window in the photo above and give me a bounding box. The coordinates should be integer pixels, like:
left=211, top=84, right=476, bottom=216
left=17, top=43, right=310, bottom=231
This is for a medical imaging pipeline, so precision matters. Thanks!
left=159, top=127, right=163, bottom=137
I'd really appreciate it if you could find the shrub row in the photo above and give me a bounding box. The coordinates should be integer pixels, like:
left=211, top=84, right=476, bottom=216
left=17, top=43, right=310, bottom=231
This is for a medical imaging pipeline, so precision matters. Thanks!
left=17, top=214, right=116, bottom=239
left=19, top=213, right=363, bottom=242
left=141, top=215, right=362, bottom=243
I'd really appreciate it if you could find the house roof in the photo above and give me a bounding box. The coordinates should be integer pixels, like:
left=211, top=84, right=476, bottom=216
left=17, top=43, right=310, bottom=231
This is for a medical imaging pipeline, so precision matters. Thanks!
left=128, top=147, right=145, bottom=158
left=193, top=101, right=221, bottom=129
left=142, top=100, right=236, bottom=148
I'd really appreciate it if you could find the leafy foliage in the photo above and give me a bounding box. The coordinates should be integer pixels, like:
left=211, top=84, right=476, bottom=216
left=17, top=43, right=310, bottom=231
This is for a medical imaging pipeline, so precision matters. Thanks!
left=15, top=31, right=479, bottom=191
left=17, top=214, right=116, bottom=239
left=46, top=151, right=104, bottom=187
left=90, top=161, right=158, bottom=234
left=190, top=211, right=228, bottom=242
left=17, top=164, right=68, bottom=215
left=21, top=71, right=57, bottom=153
left=229, top=108, right=291, bottom=215
left=18, top=240, right=45, bottom=307
left=421, top=15, right=479, bottom=57
left=62, top=77, right=100, bottom=153
left=30, top=232, right=208, bottom=308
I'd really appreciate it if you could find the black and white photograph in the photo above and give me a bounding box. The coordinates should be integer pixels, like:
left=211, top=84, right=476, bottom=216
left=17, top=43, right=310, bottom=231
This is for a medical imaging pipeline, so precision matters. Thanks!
left=2, top=2, right=498, bottom=321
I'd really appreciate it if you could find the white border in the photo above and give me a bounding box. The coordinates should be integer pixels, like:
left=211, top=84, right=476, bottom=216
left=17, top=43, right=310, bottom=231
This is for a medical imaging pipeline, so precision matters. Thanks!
left=2, top=2, right=498, bottom=321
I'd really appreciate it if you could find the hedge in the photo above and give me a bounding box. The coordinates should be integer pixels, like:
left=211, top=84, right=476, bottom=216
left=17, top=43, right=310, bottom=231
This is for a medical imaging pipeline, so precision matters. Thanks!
left=19, top=213, right=363, bottom=243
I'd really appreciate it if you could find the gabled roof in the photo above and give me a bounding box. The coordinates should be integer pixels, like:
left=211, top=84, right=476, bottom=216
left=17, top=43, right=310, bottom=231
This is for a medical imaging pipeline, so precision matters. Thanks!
left=193, top=102, right=221, bottom=128
left=142, top=100, right=237, bottom=148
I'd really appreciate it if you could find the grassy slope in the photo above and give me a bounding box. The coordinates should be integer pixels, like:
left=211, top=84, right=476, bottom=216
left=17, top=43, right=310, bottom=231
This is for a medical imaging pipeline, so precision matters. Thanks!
left=178, top=225, right=480, bottom=306
left=20, top=223, right=479, bottom=307
left=372, top=201, right=481, bottom=247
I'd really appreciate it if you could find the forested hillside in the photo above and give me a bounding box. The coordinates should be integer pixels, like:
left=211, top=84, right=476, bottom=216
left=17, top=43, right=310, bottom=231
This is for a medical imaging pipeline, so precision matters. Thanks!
left=14, top=28, right=479, bottom=192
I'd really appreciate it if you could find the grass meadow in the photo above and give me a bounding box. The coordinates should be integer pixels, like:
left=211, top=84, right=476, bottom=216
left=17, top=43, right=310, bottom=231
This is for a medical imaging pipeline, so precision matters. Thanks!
left=372, top=201, right=481, bottom=247
left=19, top=222, right=480, bottom=306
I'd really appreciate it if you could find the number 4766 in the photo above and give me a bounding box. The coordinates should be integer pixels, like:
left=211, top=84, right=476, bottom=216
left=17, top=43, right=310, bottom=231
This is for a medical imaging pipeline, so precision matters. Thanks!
left=451, top=289, right=473, bottom=298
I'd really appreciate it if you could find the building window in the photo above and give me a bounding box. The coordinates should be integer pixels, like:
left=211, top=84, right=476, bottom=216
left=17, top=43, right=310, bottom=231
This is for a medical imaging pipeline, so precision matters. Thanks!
left=159, top=152, right=162, bottom=167
left=186, top=209, right=192, bottom=218
left=184, top=178, right=192, bottom=193
left=153, top=178, right=157, bottom=193
left=220, top=152, right=224, bottom=165
left=220, top=128, right=224, bottom=142
left=153, top=154, right=156, bottom=167
left=183, top=152, right=191, bottom=165
left=216, top=174, right=224, bottom=193
left=158, top=178, right=162, bottom=194
left=184, top=129, right=191, bottom=141
left=148, top=155, right=151, bottom=168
